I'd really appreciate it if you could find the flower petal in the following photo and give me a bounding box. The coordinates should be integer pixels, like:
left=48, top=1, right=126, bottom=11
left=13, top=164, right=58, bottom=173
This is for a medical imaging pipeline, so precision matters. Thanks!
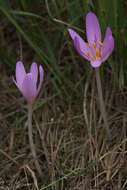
left=90, top=61, right=102, bottom=68
left=102, top=27, right=114, bottom=62
left=30, top=62, right=38, bottom=87
left=22, top=73, right=37, bottom=103
left=68, top=28, right=90, bottom=60
left=16, top=61, right=26, bottom=89
left=86, top=12, right=101, bottom=44
left=37, top=65, right=44, bottom=96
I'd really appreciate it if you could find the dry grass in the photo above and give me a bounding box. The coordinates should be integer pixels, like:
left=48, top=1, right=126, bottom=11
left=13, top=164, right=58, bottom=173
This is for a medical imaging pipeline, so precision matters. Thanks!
left=0, top=64, right=127, bottom=190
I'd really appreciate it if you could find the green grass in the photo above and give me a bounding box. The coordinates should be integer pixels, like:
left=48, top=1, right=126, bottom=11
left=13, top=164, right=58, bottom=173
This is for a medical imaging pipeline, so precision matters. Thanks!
left=0, top=0, right=127, bottom=88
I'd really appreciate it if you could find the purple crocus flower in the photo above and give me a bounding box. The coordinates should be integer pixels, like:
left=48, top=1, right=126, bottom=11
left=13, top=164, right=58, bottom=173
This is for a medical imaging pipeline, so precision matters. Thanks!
left=13, top=61, right=44, bottom=104
left=68, top=12, right=114, bottom=67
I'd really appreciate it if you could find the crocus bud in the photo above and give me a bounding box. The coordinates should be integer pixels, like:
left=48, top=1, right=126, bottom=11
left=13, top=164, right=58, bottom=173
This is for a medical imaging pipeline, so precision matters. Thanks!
left=13, top=61, right=44, bottom=104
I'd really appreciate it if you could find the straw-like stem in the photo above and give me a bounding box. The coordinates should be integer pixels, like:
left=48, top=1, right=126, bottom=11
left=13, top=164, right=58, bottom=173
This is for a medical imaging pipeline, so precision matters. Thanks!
left=95, top=67, right=111, bottom=140
left=28, top=103, right=43, bottom=177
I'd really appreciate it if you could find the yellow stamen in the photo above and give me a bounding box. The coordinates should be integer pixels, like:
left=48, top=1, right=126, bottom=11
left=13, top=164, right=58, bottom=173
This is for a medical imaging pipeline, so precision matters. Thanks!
left=87, top=42, right=104, bottom=61
left=96, top=49, right=99, bottom=57
left=96, top=48, right=102, bottom=57
left=96, top=41, right=104, bottom=46
left=85, top=42, right=90, bottom=48
left=92, top=43, right=96, bottom=49
left=88, top=52, right=95, bottom=61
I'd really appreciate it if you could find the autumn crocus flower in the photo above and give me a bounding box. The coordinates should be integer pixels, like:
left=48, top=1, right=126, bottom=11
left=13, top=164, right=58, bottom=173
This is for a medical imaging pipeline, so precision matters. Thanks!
left=68, top=12, right=114, bottom=67
left=13, top=61, right=44, bottom=104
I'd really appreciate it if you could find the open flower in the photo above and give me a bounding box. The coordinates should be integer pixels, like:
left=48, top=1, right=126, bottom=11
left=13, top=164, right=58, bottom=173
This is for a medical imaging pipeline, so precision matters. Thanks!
left=68, top=12, right=114, bottom=67
left=13, top=61, right=44, bottom=104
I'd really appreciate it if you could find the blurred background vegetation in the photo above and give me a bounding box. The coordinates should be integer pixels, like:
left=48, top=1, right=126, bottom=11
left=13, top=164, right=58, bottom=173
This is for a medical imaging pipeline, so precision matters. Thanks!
left=0, top=0, right=127, bottom=189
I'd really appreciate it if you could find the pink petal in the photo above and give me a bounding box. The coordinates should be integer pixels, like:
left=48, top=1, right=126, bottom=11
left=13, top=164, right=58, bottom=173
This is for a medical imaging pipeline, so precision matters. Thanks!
left=90, top=61, right=102, bottom=68
left=22, top=73, right=37, bottom=103
left=30, top=62, right=38, bottom=87
left=36, top=65, right=44, bottom=96
left=102, top=27, right=114, bottom=62
left=16, top=61, right=26, bottom=89
left=68, top=29, right=90, bottom=60
left=86, top=12, right=101, bottom=44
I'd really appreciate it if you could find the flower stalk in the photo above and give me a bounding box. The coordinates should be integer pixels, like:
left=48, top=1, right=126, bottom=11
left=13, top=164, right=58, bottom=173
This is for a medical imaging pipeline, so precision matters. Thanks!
left=68, top=12, right=114, bottom=140
left=13, top=61, right=44, bottom=176
left=28, top=103, right=43, bottom=177
left=95, top=67, right=111, bottom=140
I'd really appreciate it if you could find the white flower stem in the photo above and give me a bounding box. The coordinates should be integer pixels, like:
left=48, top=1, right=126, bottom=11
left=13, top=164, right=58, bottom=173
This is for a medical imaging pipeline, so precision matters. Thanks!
left=95, top=67, right=111, bottom=140
left=28, top=103, right=43, bottom=177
